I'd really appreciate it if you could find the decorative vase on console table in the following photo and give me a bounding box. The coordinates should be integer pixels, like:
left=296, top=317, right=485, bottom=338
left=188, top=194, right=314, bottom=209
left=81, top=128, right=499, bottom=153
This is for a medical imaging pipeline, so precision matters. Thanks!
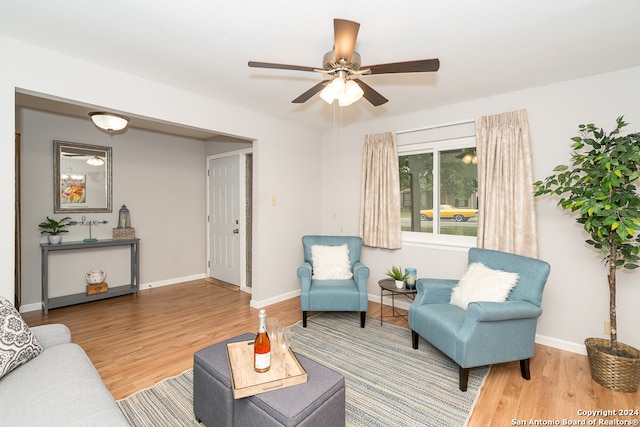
left=85, top=269, right=108, bottom=295
left=112, top=204, right=135, bottom=240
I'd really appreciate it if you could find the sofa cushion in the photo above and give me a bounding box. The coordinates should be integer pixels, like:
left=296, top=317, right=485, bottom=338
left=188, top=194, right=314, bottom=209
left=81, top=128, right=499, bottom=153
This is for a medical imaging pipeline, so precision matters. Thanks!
left=0, top=296, right=43, bottom=379
left=311, top=244, right=353, bottom=280
left=449, top=263, right=519, bottom=309
left=0, top=341, right=129, bottom=426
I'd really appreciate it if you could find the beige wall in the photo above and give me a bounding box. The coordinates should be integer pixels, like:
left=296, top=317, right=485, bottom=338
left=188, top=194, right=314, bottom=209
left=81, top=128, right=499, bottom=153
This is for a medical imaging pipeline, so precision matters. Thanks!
left=17, top=108, right=208, bottom=308
left=318, top=66, right=640, bottom=353
left=4, top=32, right=640, bottom=355
left=0, top=35, right=323, bottom=309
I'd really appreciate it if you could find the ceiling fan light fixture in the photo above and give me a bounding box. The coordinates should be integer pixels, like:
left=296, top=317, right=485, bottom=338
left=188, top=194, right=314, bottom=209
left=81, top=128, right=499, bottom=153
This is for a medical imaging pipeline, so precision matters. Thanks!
left=330, top=76, right=346, bottom=93
left=319, top=85, right=337, bottom=104
left=461, top=153, right=478, bottom=164
left=249, top=18, right=439, bottom=108
left=320, top=77, right=364, bottom=106
left=339, top=80, right=364, bottom=106
left=89, top=112, right=130, bottom=133
left=319, top=77, right=347, bottom=104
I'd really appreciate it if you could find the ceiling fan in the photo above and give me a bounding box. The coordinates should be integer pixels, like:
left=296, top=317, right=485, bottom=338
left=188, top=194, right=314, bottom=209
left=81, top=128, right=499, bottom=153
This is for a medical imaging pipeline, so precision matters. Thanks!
left=248, top=18, right=440, bottom=107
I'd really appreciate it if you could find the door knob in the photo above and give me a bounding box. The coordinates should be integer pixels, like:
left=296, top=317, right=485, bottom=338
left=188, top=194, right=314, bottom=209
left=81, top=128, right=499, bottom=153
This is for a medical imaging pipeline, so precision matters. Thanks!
left=233, top=229, right=239, bottom=234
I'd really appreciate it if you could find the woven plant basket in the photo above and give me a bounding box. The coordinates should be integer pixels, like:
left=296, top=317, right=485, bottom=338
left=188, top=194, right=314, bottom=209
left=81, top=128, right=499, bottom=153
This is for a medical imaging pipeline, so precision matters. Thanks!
left=585, top=338, right=640, bottom=393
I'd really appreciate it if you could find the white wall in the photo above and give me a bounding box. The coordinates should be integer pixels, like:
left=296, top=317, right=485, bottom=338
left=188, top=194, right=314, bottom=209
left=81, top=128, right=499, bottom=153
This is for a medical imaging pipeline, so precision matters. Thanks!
left=319, top=66, right=640, bottom=353
left=1, top=35, right=322, bottom=308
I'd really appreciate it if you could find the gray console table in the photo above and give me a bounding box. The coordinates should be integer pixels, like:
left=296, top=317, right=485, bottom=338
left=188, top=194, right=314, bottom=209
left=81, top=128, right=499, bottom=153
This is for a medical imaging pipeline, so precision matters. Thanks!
left=40, top=238, right=140, bottom=314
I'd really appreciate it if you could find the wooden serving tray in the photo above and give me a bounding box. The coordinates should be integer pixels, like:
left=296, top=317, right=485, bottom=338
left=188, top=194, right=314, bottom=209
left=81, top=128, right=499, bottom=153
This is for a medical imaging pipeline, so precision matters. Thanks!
left=226, top=339, right=307, bottom=399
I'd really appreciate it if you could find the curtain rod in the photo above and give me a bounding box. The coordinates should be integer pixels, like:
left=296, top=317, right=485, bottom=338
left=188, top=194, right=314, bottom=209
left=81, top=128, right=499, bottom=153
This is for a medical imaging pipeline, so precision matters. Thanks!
left=396, top=119, right=474, bottom=135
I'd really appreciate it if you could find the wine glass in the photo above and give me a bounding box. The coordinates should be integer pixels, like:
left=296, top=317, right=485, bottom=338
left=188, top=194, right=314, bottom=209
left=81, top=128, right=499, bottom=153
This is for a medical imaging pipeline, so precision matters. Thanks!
left=277, top=326, right=292, bottom=371
left=266, top=318, right=279, bottom=365
left=266, top=318, right=279, bottom=344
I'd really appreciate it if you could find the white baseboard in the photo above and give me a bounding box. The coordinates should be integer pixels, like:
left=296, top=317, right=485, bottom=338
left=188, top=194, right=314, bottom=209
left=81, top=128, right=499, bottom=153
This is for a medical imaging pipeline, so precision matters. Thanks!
left=535, top=334, right=587, bottom=355
left=140, top=273, right=205, bottom=291
left=368, top=291, right=413, bottom=311
left=370, top=292, right=588, bottom=355
left=250, top=289, right=301, bottom=309
left=20, top=302, right=42, bottom=313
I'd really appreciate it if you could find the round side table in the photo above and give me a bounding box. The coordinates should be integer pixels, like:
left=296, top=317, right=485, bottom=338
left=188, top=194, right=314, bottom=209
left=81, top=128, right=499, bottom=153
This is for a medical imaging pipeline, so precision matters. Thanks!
left=378, top=278, right=417, bottom=325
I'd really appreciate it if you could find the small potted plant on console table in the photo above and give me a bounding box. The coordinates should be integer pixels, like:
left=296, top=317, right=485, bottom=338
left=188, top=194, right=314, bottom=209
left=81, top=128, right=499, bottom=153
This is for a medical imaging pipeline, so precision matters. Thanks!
left=38, top=216, right=71, bottom=244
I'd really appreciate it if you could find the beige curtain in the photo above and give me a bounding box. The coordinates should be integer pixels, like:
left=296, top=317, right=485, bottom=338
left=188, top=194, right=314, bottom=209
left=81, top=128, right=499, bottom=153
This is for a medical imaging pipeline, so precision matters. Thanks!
left=475, top=109, right=538, bottom=257
left=359, top=132, right=402, bottom=249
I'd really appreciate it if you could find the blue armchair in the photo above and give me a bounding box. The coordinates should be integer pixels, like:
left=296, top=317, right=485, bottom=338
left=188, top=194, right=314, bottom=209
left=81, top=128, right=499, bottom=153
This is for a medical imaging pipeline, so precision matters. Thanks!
left=297, top=236, right=370, bottom=328
left=408, top=248, right=551, bottom=391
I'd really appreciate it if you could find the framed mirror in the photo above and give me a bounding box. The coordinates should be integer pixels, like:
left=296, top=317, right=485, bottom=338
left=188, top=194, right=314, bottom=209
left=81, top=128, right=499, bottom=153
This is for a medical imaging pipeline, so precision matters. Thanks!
left=54, top=140, right=112, bottom=213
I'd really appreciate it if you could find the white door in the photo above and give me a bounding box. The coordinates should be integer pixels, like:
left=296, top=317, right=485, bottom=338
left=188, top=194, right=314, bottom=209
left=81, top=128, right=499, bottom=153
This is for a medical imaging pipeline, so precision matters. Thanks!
left=208, top=156, right=241, bottom=285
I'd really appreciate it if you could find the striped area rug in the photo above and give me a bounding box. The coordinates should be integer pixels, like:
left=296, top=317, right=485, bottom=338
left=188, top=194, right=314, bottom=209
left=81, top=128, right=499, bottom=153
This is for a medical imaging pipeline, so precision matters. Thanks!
left=117, top=312, right=488, bottom=426
left=117, top=371, right=196, bottom=426
left=293, top=312, right=488, bottom=427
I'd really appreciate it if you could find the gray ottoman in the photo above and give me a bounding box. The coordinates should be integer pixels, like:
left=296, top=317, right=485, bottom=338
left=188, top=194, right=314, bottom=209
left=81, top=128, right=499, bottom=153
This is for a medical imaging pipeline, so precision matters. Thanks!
left=193, top=333, right=345, bottom=427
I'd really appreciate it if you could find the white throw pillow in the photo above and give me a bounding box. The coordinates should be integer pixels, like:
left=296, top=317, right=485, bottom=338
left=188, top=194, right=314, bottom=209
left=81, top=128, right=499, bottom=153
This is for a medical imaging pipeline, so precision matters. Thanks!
left=0, top=296, right=43, bottom=379
left=311, top=244, right=353, bottom=280
left=449, top=263, right=519, bottom=309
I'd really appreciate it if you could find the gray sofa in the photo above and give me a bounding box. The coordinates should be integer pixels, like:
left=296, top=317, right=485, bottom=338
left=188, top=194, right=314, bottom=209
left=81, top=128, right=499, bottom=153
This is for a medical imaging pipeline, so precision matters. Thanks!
left=0, top=323, right=129, bottom=426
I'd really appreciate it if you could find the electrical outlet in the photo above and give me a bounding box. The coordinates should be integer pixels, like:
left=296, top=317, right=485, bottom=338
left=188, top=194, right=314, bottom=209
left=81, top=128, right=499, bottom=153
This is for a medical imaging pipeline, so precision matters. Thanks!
left=604, top=320, right=611, bottom=335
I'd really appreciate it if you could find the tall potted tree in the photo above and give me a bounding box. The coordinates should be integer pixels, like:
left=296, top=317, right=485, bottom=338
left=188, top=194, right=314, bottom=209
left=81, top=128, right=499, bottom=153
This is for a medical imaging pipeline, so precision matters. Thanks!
left=534, top=116, right=640, bottom=392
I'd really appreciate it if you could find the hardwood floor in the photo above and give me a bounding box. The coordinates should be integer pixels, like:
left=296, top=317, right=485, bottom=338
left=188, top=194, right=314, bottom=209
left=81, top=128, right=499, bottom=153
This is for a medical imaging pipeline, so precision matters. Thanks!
left=22, top=279, right=640, bottom=425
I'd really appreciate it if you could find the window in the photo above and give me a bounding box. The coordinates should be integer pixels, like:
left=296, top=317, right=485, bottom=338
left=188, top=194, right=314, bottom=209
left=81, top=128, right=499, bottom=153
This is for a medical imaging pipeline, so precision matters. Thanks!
left=398, top=136, right=478, bottom=247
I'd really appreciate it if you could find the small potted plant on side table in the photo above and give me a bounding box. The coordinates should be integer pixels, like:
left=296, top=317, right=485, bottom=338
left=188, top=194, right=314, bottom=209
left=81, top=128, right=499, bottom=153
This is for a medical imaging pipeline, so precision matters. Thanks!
left=38, top=216, right=71, bottom=244
left=386, top=266, right=408, bottom=289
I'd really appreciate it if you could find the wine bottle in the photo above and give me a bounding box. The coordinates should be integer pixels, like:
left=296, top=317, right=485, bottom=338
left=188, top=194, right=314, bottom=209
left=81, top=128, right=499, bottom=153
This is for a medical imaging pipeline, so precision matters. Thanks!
left=254, top=309, right=271, bottom=372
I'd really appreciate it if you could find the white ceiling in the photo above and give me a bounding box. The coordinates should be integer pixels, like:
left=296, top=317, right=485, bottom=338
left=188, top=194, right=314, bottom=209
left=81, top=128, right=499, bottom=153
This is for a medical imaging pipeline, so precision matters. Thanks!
left=3, top=0, right=640, bottom=137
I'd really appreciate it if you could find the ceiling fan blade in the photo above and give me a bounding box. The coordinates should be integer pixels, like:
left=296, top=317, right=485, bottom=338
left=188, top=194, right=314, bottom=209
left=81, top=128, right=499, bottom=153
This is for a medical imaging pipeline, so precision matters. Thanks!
left=333, top=19, right=360, bottom=63
left=363, top=58, right=440, bottom=74
left=291, top=80, right=330, bottom=103
left=248, top=61, right=317, bottom=73
left=352, top=79, right=388, bottom=106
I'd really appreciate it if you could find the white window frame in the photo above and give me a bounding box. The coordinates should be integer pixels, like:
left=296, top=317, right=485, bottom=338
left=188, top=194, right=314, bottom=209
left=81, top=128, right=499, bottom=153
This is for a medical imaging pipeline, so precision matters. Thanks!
left=398, top=136, right=477, bottom=251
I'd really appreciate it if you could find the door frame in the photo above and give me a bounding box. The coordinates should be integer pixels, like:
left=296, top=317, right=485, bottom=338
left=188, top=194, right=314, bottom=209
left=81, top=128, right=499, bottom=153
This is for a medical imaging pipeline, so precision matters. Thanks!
left=206, top=149, right=252, bottom=293
left=15, top=133, right=21, bottom=308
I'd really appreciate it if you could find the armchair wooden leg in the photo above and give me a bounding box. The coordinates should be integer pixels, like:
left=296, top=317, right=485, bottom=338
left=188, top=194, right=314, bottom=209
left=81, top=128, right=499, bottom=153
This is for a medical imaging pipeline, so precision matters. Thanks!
left=520, top=358, right=531, bottom=380
left=411, top=330, right=419, bottom=349
left=302, top=311, right=308, bottom=328
left=459, top=367, right=469, bottom=392
left=360, top=312, right=366, bottom=328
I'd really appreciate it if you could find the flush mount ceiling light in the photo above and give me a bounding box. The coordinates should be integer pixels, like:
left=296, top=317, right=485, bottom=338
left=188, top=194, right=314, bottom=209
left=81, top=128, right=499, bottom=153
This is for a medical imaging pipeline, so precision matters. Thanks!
left=86, top=156, right=104, bottom=166
left=89, top=112, right=130, bottom=133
